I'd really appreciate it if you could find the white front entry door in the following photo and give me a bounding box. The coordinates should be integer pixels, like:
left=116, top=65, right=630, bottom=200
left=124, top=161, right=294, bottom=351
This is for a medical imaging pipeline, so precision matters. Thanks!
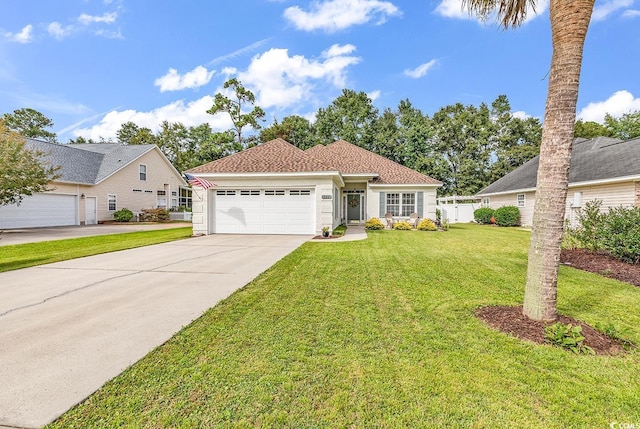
left=214, top=189, right=315, bottom=234
left=85, top=197, right=97, bottom=225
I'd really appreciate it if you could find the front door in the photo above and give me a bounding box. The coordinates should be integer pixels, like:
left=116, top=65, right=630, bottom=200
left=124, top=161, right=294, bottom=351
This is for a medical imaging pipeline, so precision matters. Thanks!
left=85, top=197, right=97, bottom=225
left=347, top=194, right=361, bottom=223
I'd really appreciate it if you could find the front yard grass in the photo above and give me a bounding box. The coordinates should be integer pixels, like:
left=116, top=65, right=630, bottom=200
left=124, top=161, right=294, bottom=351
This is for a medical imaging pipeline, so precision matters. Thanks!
left=0, top=226, right=192, bottom=273
left=49, top=224, right=640, bottom=428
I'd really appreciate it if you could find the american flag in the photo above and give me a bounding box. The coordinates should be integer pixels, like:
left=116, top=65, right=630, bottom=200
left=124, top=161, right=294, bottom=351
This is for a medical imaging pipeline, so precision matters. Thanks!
left=184, top=173, right=216, bottom=189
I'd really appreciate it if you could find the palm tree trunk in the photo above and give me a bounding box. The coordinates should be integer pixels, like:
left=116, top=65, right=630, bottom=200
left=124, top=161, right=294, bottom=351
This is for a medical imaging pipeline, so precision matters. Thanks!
left=523, top=0, right=595, bottom=321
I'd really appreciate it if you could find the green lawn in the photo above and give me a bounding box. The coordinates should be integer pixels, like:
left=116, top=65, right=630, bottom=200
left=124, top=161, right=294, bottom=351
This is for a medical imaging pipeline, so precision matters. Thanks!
left=0, top=226, right=193, bottom=273
left=49, top=224, right=640, bottom=428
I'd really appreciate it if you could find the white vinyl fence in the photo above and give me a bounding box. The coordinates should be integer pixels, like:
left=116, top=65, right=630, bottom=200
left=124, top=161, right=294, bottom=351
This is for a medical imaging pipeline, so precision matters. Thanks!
left=438, top=196, right=481, bottom=224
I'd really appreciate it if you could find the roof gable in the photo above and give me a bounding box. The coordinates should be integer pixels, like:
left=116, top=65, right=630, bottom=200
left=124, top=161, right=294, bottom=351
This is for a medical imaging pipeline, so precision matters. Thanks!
left=187, top=138, right=335, bottom=174
left=478, top=136, right=640, bottom=195
left=306, top=140, right=441, bottom=185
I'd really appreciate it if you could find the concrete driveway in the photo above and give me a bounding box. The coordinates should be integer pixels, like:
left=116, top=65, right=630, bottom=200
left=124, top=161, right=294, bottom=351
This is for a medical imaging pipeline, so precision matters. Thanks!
left=0, top=234, right=309, bottom=428
left=0, top=223, right=187, bottom=247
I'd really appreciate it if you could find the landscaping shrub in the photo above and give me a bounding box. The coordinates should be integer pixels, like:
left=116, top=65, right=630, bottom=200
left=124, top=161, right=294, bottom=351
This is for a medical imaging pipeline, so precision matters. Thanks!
left=139, top=208, right=170, bottom=222
left=365, top=218, right=385, bottom=230
left=599, top=206, right=640, bottom=264
left=474, top=207, right=495, bottom=224
left=113, top=208, right=134, bottom=222
left=393, top=221, right=413, bottom=230
left=417, top=218, right=437, bottom=231
left=544, top=323, right=594, bottom=355
left=493, top=206, right=520, bottom=227
left=572, top=200, right=604, bottom=251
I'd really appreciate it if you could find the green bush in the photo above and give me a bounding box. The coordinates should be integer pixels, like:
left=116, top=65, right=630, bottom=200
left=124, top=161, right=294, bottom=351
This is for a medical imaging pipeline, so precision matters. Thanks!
left=139, top=208, right=170, bottom=222
left=493, top=206, right=520, bottom=227
left=572, top=200, right=604, bottom=251
left=599, top=206, right=640, bottom=264
left=544, top=323, right=594, bottom=355
left=113, top=208, right=134, bottom=222
left=393, top=221, right=413, bottom=230
left=365, top=218, right=385, bottom=230
left=417, top=218, right=437, bottom=231
left=474, top=207, right=495, bottom=224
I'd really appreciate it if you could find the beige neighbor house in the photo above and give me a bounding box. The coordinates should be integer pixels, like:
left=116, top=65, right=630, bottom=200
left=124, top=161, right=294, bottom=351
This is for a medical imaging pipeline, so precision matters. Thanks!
left=0, top=139, right=188, bottom=229
left=186, top=139, right=442, bottom=235
left=476, top=136, right=640, bottom=226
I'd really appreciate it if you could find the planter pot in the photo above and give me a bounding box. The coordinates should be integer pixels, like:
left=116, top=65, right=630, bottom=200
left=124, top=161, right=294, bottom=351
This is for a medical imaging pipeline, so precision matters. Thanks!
left=322, top=231, right=330, bottom=238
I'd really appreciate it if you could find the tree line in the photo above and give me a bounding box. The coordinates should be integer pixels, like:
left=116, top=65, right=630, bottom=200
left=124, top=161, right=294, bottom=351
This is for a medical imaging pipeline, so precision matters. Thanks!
left=3, top=82, right=639, bottom=199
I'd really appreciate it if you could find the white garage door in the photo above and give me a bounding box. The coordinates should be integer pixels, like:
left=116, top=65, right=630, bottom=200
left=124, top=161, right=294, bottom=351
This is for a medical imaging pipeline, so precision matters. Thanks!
left=0, top=193, right=77, bottom=229
left=214, top=189, right=315, bottom=234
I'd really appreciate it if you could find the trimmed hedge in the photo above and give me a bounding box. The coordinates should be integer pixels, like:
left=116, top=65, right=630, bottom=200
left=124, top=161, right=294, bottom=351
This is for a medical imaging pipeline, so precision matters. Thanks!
left=474, top=207, right=495, bottom=224
left=417, top=218, right=437, bottom=231
left=365, top=218, right=385, bottom=230
left=393, top=221, right=413, bottom=230
left=113, top=208, right=134, bottom=222
left=494, top=206, right=520, bottom=227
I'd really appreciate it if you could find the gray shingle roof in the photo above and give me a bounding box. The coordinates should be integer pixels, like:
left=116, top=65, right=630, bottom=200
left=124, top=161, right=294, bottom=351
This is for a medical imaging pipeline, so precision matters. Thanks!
left=477, top=136, right=640, bottom=195
left=25, top=140, right=157, bottom=185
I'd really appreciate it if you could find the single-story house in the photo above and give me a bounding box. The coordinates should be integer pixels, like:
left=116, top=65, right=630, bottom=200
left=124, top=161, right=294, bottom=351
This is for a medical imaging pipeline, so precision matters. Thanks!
left=0, top=139, right=188, bottom=229
left=476, top=136, right=640, bottom=226
left=186, top=138, right=442, bottom=235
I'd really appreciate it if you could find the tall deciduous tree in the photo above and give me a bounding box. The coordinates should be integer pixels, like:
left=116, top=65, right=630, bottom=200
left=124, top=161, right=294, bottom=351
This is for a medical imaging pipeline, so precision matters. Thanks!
left=0, top=120, right=60, bottom=206
left=207, top=78, right=265, bottom=147
left=2, top=108, right=58, bottom=143
left=116, top=121, right=157, bottom=145
left=314, top=89, right=378, bottom=150
left=260, top=115, right=317, bottom=149
left=605, top=111, right=640, bottom=140
left=463, top=0, right=596, bottom=321
left=574, top=119, right=611, bottom=138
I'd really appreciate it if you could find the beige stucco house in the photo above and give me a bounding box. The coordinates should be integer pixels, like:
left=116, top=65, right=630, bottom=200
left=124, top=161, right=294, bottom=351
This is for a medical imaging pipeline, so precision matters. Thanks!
left=0, top=139, right=188, bottom=229
left=186, top=139, right=442, bottom=235
left=477, top=136, right=640, bottom=226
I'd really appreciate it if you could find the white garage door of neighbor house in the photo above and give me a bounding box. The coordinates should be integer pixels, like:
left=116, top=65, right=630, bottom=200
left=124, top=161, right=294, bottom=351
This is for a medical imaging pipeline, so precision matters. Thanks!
left=0, top=193, right=77, bottom=229
left=214, top=189, right=315, bottom=234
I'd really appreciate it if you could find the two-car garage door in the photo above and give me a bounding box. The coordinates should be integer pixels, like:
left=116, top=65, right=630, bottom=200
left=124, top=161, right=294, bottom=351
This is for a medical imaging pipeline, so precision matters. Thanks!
left=0, top=193, right=77, bottom=229
left=214, top=189, right=315, bottom=235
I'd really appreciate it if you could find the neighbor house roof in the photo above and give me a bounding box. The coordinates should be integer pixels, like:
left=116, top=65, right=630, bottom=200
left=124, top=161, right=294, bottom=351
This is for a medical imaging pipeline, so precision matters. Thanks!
left=477, top=136, right=640, bottom=195
left=187, top=138, right=335, bottom=174
left=306, top=140, right=441, bottom=185
left=25, top=139, right=184, bottom=185
left=188, top=138, right=441, bottom=186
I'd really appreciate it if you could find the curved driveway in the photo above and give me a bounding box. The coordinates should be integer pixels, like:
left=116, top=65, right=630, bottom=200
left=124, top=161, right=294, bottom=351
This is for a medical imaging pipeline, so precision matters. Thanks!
left=0, top=234, right=309, bottom=428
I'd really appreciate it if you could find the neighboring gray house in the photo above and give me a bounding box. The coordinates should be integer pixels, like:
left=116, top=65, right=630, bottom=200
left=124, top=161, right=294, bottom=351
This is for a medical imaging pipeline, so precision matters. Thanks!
left=0, top=140, right=187, bottom=229
left=477, top=136, right=640, bottom=226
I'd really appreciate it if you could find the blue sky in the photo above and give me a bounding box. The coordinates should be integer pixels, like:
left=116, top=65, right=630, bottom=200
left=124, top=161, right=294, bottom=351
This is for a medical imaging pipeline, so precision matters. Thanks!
left=1, top=0, right=639, bottom=142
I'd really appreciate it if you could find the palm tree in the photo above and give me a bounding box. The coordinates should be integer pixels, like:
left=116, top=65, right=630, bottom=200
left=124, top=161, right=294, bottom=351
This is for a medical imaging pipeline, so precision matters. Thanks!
left=462, top=0, right=596, bottom=321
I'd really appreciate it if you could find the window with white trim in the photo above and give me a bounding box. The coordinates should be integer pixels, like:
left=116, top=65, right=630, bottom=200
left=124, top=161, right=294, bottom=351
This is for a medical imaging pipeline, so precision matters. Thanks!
left=139, top=164, right=147, bottom=181
left=517, top=194, right=525, bottom=207
left=386, top=192, right=416, bottom=216
left=216, top=190, right=236, bottom=196
left=107, top=194, right=116, bottom=211
left=265, top=190, right=285, bottom=196
left=240, top=190, right=260, bottom=196
left=482, top=197, right=490, bottom=208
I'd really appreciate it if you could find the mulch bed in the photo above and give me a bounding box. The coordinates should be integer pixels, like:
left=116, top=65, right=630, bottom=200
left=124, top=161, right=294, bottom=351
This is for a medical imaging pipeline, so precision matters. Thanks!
left=476, top=305, right=625, bottom=355
left=312, top=235, right=340, bottom=240
left=560, top=248, right=640, bottom=287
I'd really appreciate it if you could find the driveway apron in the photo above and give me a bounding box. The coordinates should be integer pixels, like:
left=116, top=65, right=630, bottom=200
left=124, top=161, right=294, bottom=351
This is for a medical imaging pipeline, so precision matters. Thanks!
left=0, top=234, right=308, bottom=428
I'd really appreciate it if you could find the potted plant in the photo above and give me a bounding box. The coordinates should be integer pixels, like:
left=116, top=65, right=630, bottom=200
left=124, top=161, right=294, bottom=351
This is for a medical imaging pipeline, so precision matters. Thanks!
left=322, top=226, right=330, bottom=238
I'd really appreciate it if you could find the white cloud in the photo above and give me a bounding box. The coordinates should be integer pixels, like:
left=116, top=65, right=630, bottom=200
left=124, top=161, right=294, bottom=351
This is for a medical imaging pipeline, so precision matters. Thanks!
left=404, top=59, right=438, bottom=78
left=284, top=0, right=401, bottom=32
left=592, top=0, right=633, bottom=21
left=577, top=90, right=640, bottom=123
left=368, top=90, right=381, bottom=101
left=237, top=44, right=361, bottom=109
left=78, top=11, right=118, bottom=25
left=154, top=66, right=215, bottom=92
left=512, top=111, right=531, bottom=120
left=622, top=8, right=640, bottom=17
left=47, top=22, right=74, bottom=40
left=73, top=96, right=233, bottom=140
left=6, top=24, right=33, bottom=43
left=435, top=0, right=548, bottom=24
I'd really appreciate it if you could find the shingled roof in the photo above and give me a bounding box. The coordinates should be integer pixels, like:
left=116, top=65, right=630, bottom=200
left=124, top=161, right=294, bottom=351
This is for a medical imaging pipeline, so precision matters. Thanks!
left=188, top=138, right=441, bottom=185
left=25, top=139, right=176, bottom=185
left=477, top=136, right=640, bottom=195
left=307, top=140, right=441, bottom=185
